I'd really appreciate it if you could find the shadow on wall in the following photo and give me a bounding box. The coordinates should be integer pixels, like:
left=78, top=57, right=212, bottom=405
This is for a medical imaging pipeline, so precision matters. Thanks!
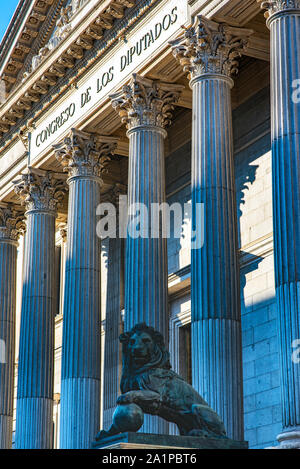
left=233, top=87, right=283, bottom=448
left=239, top=263, right=281, bottom=449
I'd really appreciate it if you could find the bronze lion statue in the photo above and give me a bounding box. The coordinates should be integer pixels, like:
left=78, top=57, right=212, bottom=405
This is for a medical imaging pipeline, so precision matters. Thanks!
left=96, top=323, right=226, bottom=440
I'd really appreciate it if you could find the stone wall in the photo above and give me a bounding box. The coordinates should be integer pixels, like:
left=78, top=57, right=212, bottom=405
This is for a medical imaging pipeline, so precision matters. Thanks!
left=234, top=88, right=282, bottom=449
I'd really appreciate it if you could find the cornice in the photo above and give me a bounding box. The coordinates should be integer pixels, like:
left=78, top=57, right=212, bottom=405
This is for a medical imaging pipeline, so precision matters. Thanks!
left=0, top=0, right=160, bottom=149
left=0, top=1, right=34, bottom=68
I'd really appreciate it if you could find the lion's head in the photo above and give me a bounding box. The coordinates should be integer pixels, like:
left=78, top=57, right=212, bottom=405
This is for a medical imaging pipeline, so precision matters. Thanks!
left=119, top=323, right=171, bottom=393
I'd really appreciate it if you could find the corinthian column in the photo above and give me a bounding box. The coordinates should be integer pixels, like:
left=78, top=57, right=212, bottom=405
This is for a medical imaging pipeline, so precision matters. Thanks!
left=102, top=184, right=126, bottom=431
left=110, top=74, right=183, bottom=434
left=14, top=169, right=66, bottom=449
left=53, top=129, right=118, bottom=449
left=171, top=17, right=252, bottom=440
left=0, top=204, right=24, bottom=449
left=110, top=74, right=183, bottom=337
left=258, top=0, right=300, bottom=449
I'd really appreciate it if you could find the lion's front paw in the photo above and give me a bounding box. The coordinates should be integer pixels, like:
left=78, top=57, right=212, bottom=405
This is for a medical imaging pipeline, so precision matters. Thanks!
left=117, top=393, right=134, bottom=405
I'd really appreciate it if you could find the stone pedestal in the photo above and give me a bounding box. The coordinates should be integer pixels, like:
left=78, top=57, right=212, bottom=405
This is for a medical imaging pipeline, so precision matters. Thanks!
left=92, top=432, right=248, bottom=450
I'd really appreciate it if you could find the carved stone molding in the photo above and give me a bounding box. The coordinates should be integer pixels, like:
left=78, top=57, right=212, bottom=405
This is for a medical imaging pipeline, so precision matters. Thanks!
left=0, top=203, right=25, bottom=241
left=0, top=0, right=152, bottom=143
left=13, top=168, right=67, bottom=213
left=110, top=74, right=184, bottom=131
left=102, top=183, right=127, bottom=206
left=18, top=122, right=35, bottom=151
left=170, top=16, right=253, bottom=82
left=259, top=1, right=300, bottom=18
left=53, top=128, right=118, bottom=180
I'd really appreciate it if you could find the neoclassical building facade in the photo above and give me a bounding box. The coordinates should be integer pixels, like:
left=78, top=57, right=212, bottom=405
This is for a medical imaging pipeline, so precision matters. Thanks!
left=0, top=0, right=299, bottom=450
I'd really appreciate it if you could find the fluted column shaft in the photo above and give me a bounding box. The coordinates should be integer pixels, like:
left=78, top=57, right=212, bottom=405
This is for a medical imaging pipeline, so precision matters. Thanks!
left=126, top=126, right=169, bottom=435
left=53, top=129, right=117, bottom=448
left=170, top=16, right=253, bottom=440
left=0, top=241, right=17, bottom=449
left=110, top=75, right=183, bottom=338
left=14, top=170, right=65, bottom=449
left=260, top=2, right=300, bottom=444
left=0, top=205, right=24, bottom=449
left=125, top=126, right=168, bottom=336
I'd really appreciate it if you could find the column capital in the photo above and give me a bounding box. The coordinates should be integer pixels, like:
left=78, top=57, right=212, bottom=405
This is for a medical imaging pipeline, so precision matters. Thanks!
left=109, top=74, right=184, bottom=132
left=13, top=168, right=67, bottom=214
left=170, top=16, right=253, bottom=84
left=0, top=203, right=25, bottom=242
left=53, top=128, right=118, bottom=181
left=258, top=1, right=300, bottom=21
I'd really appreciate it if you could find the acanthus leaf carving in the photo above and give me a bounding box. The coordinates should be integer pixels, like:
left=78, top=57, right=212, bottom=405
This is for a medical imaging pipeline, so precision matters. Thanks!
left=110, top=74, right=184, bottom=131
left=13, top=168, right=67, bottom=213
left=53, top=128, right=118, bottom=180
left=170, top=16, right=253, bottom=81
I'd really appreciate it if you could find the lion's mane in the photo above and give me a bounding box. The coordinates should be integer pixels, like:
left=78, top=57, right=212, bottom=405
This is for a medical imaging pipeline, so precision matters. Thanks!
left=119, top=323, right=172, bottom=394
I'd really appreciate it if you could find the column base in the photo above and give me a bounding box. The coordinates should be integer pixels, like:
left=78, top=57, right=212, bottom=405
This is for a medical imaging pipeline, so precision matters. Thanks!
left=266, top=430, right=300, bottom=449
left=92, top=432, right=248, bottom=450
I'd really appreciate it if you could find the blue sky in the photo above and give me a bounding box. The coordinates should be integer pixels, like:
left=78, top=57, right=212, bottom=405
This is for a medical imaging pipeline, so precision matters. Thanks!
left=0, top=0, right=21, bottom=45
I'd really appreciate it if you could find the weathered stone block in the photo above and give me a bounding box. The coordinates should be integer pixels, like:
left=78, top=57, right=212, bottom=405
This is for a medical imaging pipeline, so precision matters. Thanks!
left=92, top=432, right=248, bottom=450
